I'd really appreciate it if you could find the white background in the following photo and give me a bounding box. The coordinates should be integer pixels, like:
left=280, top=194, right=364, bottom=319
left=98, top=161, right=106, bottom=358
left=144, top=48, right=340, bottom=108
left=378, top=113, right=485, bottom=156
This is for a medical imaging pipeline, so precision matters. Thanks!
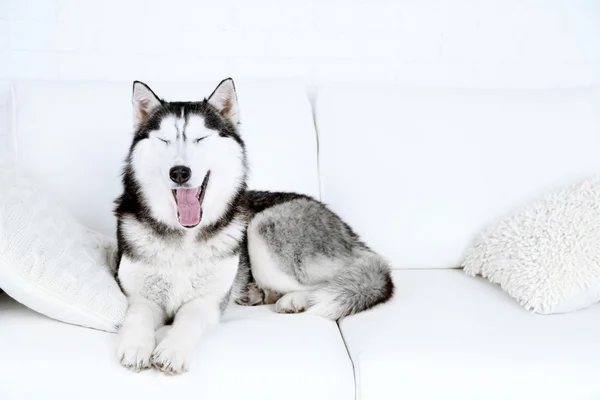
left=1, top=0, right=600, bottom=159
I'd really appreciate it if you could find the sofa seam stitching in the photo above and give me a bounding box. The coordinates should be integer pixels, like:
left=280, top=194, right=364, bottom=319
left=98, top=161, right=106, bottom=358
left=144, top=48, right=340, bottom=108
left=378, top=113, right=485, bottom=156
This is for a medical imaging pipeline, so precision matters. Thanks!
left=337, top=320, right=358, bottom=400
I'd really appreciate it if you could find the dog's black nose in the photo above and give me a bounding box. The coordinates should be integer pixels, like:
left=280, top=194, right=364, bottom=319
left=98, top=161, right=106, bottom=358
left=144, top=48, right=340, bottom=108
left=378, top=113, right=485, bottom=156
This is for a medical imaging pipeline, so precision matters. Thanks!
left=169, top=166, right=191, bottom=184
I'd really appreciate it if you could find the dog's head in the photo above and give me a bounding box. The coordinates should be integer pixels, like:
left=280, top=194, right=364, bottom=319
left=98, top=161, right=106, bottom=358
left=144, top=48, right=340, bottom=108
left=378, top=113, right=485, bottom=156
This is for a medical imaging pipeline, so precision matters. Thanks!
left=126, top=79, right=247, bottom=229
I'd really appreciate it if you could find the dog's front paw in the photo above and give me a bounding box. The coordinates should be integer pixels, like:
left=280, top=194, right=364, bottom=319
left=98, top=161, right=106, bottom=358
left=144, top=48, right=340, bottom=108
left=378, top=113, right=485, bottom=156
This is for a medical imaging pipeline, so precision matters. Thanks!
left=151, top=338, right=189, bottom=375
left=117, top=332, right=155, bottom=372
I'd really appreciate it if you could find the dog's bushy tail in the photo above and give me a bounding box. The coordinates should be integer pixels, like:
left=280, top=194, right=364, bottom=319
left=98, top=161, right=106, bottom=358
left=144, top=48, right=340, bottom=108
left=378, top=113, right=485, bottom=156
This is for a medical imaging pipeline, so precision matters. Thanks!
left=307, top=251, right=394, bottom=320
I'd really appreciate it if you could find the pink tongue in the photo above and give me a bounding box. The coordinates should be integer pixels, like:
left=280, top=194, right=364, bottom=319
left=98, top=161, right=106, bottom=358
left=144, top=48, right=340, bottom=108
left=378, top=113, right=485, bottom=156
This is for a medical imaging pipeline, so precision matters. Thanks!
left=176, top=188, right=201, bottom=227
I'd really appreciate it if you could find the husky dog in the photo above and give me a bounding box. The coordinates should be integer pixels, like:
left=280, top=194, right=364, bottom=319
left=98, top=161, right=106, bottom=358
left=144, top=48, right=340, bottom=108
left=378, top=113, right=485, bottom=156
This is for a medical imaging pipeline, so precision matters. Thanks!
left=114, top=78, right=394, bottom=374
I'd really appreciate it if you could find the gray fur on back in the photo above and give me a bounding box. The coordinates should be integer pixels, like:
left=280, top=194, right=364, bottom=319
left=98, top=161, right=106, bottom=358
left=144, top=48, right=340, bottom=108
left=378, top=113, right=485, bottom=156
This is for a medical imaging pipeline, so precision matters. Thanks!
left=256, top=199, right=361, bottom=283
left=245, top=196, right=394, bottom=319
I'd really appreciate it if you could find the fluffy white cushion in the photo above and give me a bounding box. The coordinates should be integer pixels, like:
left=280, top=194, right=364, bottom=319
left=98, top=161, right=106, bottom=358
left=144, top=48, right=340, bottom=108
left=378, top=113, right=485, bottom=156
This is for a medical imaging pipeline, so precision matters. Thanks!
left=463, top=176, right=600, bottom=314
left=0, top=164, right=126, bottom=332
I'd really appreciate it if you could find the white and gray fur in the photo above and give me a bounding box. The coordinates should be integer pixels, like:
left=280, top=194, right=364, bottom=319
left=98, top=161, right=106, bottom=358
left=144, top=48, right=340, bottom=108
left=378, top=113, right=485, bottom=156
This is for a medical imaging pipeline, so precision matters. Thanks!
left=114, top=79, right=394, bottom=375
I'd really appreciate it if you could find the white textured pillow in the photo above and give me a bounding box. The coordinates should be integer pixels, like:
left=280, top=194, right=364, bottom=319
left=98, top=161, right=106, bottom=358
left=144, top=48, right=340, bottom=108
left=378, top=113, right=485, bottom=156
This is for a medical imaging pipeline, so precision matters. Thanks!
left=0, top=164, right=126, bottom=332
left=463, top=175, right=600, bottom=314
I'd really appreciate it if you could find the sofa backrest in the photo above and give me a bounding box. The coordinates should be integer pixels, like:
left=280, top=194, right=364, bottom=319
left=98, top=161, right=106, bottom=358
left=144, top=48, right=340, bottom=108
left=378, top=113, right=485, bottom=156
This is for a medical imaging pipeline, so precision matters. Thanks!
left=10, top=80, right=600, bottom=270
left=9, top=80, right=319, bottom=236
left=315, top=84, right=600, bottom=269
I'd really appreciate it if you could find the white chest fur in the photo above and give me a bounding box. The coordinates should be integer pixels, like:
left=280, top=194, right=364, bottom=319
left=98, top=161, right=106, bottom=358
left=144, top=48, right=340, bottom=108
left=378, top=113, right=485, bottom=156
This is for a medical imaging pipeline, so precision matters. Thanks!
left=118, top=217, right=243, bottom=316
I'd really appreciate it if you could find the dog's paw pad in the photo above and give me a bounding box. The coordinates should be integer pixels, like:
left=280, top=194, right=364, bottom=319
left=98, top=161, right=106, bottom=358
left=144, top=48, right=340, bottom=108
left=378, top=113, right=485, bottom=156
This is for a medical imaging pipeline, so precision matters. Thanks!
left=236, top=282, right=271, bottom=306
left=235, top=295, right=252, bottom=306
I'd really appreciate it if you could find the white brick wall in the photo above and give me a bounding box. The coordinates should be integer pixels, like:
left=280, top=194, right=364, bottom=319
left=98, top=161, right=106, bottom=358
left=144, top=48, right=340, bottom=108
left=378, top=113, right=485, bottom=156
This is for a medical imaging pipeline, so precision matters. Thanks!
left=1, top=0, right=600, bottom=155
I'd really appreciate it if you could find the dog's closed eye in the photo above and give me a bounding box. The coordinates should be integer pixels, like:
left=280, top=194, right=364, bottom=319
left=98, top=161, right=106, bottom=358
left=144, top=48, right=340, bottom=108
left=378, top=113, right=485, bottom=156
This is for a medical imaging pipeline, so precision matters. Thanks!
left=157, top=138, right=171, bottom=145
left=194, top=136, right=209, bottom=144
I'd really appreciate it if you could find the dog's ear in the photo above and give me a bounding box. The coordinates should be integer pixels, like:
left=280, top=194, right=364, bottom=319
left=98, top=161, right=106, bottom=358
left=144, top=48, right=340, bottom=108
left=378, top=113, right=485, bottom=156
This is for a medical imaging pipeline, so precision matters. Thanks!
left=207, top=78, right=239, bottom=125
left=132, top=81, right=162, bottom=129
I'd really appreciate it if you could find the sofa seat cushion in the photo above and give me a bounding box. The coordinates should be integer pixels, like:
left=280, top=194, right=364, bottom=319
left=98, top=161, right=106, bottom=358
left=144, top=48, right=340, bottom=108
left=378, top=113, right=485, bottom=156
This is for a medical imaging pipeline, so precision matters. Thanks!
left=339, top=270, right=600, bottom=400
left=0, top=294, right=354, bottom=400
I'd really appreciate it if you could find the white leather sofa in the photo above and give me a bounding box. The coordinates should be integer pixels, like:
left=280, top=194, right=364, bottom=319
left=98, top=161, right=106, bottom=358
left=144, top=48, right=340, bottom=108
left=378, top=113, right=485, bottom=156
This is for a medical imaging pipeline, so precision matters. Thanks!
left=1, top=80, right=600, bottom=400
